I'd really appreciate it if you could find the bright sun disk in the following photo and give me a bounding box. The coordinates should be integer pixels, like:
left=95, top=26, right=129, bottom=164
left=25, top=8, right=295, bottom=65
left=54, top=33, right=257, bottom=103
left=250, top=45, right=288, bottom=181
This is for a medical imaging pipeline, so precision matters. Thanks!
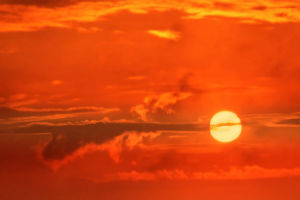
left=210, top=111, right=242, bottom=143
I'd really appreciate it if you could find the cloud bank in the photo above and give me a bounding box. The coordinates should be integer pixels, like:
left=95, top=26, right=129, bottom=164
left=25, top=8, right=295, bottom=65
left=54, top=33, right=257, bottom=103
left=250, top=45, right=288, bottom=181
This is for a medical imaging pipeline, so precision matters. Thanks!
left=0, top=0, right=299, bottom=32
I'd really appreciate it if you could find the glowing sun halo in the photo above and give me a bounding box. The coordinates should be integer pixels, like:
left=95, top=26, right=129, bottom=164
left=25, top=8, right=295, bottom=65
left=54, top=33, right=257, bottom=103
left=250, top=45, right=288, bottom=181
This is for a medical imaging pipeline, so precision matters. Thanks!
left=210, top=111, right=242, bottom=143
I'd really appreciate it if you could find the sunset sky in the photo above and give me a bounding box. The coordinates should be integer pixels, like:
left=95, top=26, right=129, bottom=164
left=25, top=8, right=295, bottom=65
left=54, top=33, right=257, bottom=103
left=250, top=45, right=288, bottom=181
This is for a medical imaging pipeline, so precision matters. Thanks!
left=0, top=0, right=300, bottom=199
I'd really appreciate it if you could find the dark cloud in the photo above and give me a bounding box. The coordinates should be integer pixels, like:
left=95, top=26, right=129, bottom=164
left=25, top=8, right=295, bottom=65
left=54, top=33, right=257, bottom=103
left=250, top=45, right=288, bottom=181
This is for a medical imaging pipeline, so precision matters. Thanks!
left=0, top=107, right=29, bottom=119
left=3, top=122, right=204, bottom=160
left=276, top=118, right=299, bottom=125
left=0, top=0, right=119, bottom=8
left=177, top=73, right=248, bottom=94
left=213, top=1, right=235, bottom=10
left=252, top=5, right=267, bottom=11
left=275, top=12, right=288, bottom=18
left=0, top=106, right=116, bottom=119
left=0, top=0, right=74, bottom=7
left=178, top=73, right=203, bottom=94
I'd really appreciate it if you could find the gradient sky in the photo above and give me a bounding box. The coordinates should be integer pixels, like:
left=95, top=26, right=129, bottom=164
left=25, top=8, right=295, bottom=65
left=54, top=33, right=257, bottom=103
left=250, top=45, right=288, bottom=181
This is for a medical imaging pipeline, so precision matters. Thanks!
left=0, top=0, right=300, bottom=199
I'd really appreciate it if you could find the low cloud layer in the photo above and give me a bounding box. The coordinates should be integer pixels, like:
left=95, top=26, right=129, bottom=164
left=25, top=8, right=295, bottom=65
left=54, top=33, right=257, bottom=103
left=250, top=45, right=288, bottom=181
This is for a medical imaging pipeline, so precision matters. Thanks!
left=115, top=166, right=300, bottom=182
left=1, top=112, right=299, bottom=183
left=6, top=122, right=202, bottom=162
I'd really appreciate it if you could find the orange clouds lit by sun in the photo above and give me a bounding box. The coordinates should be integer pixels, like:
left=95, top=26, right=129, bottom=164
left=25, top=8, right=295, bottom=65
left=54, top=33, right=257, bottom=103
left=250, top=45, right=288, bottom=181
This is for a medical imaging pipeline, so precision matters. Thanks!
left=0, top=0, right=299, bottom=199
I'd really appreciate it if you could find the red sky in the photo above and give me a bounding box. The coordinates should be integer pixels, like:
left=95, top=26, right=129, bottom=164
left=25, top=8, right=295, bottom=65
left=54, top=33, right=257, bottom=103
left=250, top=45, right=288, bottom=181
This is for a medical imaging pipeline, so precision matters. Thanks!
left=0, top=0, right=299, bottom=199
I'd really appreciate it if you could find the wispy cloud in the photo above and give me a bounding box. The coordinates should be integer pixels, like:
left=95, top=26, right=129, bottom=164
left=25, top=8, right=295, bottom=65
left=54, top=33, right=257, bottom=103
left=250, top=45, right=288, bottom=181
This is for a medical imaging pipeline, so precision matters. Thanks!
left=0, top=105, right=120, bottom=125
left=147, top=30, right=180, bottom=40
left=14, top=106, right=119, bottom=113
left=131, top=92, right=191, bottom=121
left=242, top=112, right=300, bottom=128
left=95, top=131, right=161, bottom=163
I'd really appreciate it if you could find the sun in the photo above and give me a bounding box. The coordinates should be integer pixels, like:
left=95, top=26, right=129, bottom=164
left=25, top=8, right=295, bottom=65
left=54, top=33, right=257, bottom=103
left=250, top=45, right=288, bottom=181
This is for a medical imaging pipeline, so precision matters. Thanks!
left=210, top=111, right=242, bottom=143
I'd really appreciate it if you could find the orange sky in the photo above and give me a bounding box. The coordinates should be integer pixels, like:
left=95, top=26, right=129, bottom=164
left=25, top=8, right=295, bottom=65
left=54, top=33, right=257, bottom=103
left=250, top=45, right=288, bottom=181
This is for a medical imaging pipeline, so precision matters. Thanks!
left=0, top=0, right=299, bottom=199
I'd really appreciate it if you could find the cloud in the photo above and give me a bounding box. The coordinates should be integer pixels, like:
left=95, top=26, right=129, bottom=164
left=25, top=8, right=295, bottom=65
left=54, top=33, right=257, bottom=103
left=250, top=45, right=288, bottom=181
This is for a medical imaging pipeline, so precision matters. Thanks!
left=276, top=118, right=299, bottom=127
left=130, top=105, right=149, bottom=121
left=117, top=169, right=188, bottom=181
left=15, top=106, right=119, bottom=113
left=193, top=165, right=300, bottom=180
left=18, top=118, right=111, bottom=127
left=184, top=0, right=300, bottom=23
left=9, top=117, right=297, bottom=176
left=7, top=99, right=39, bottom=108
left=147, top=30, right=180, bottom=40
left=0, top=0, right=299, bottom=32
left=5, top=121, right=202, bottom=164
left=96, top=131, right=161, bottom=163
left=213, top=1, right=235, bottom=10
left=0, top=106, right=120, bottom=126
left=0, top=0, right=83, bottom=7
left=242, top=112, right=300, bottom=128
left=40, top=130, right=161, bottom=170
left=131, top=92, right=192, bottom=121
left=147, top=92, right=191, bottom=112
left=75, top=26, right=101, bottom=33
left=4, top=113, right=77, bottom=125
left=0, top=106, right=119, bottom=118
left=113, top=166, right=300, bottom=182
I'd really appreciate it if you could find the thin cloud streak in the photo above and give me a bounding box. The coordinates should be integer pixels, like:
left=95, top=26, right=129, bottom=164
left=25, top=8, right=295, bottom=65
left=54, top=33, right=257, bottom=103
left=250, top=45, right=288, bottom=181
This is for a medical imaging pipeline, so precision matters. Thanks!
left=91, top=166, right=300, bottom=182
